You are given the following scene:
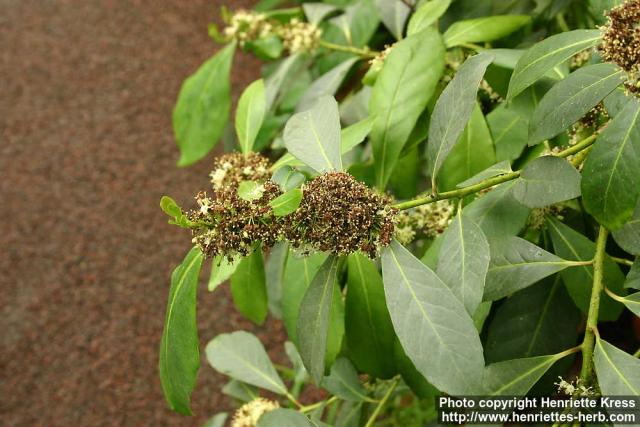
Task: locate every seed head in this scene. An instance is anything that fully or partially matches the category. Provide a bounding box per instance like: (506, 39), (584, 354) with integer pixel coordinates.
(599, 0), (640, 92)
(209, 152), (271, 190)
(231, 398), (280, 427)
(284, 172), (396, 258)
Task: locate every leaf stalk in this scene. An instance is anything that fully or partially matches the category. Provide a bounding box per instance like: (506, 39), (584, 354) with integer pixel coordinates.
(318, 40), (378, 58)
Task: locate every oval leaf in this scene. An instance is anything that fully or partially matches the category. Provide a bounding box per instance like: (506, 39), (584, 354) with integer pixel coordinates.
(511, 156), (581, 208)
(284, 96), (342, 173)
(173, 43), (235, 166)
(297, 255), (340, 384)
(427, 52), (495, 191)
(230, 249), (268, 325)
(270, 188), (303, 216)
(529, 63), (625, 145)
(322, 357), (370, 402)
(443, 15), (530, 48)
(159, 247), (204, 415)
(381, 241), (485, 394)
(507, 30), (601, 100)
(258, 409), (311, 427)
(612, 202), (640, 256)
(582, 98), (640, 230)
(209, 255), (241, 292)
(407, 0), (451, 36)
(205, 330), (287, 395)
(236, 79), (267, 155)
(374, 0), (411, 40)
(594, 338), (640, 395)
(297, 58), (358, 112)
(370, 27), (445, 189)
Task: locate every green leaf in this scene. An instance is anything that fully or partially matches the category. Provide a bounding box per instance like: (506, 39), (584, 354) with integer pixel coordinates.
(547, 217), (625, 321)
(583, 98), (640, 230)
(345, 253), (396, 379)
(238, 181), (265, 201)
(284, 96), (342, 173)
(487, 104), (528, 162)
(507, 30), (601, 100)
(173, 43), (235, 166)
(282, 253), (328, 343)
(594, 337), (640, 395)
(438, 104), (496, 191)
(270, 189), (303, 216)
(258, 409), (311, 427)
(265, 54), (303, 108)
(463, 181), (530, 238)
(236, 79), (267, 155)
(205, 330), (288, 395)
(393, 339), (439, 399)
(612, 202), (640, 255)
(370, 27), (445, 189)
(297, 255), (340, 384)
(427, 53), (494, 191)
(374, 0), (410, 40)
(322, 357), (370, 402)
(160, 196), (193, 228)
(159, 247), (204, 415)
(381, 241), (485, 394)
(511, 156), (581, 208)
(437, 213), (490, 315)
(297, 58), (358, 112)
(271, 166), (306, 192)
(230, 249), (268, 325)
(529, 63), (625, 145)
(625, 259), (640, 290)
(485, 278), (580, 362)
(208, 256), (241, 292)
(222, 380), (258, 402)
(203, 413), (228, 427)
(407, 0), (451, 36)
(457, 160), (512, 188)
(303, 3), (339, 24)
(484, 236), (574, 301)
(482, 351), (572, 395)
(443, 15), (530, 48)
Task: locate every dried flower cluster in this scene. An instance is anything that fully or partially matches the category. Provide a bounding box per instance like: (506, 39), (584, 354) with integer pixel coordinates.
(393, 200), (455, 244)
(223, 10), (273, 45)
(210, 152), (270, 190)
(527, 205), (565, 230)
(285, 172), (396, 258)
(276, 18), (322, 54)
(231, 398), (280, 427)
(599, 0), (640, 92)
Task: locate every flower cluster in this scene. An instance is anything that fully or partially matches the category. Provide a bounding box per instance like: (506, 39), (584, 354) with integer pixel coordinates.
(230, 398), (280, 427)
(599, 0), (640, 92)
(285, 172), (396, 258)
(555, 377), (595, 397)
(369, 44), (393, 73)
(277, 18), (322, 54)
(526, 205), (565, 230)
(223, 10), (273, 45)
(393, 200), (455, 244)
(210, 152), (270, 190)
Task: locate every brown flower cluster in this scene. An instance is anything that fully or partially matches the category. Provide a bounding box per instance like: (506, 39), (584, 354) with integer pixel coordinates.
(210, 152), (271, 190)
(599, 0), (640, 92)
(284, 172), (396, 258)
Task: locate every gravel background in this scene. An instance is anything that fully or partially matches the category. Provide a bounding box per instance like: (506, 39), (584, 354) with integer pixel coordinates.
(1, 1), (287, 425)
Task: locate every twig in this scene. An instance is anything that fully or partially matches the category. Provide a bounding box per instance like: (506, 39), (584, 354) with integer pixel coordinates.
(318, 40), (378, 58)
(364, 378), (399, 427)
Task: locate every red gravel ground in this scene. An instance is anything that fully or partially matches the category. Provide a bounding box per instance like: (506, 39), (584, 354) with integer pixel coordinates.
(1, 1), (287, 425)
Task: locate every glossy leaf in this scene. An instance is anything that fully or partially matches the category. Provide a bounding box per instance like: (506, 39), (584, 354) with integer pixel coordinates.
(547, 218), (625, 321)
(437, 213), (490, 315)
(258, 409), (311, 427)
(594, 338), (640, 395)
(173, 43), (235, 166)
(297, 58), (359, 112)
(582, 98), (640, 230)
(345, 253), (396, 379)
(612, 202), (640, 255)
(159, 247), (204, 415)
(407, 0), (451, 36)
(443, 15), (530, 48)
(230, 249), (268, 325)
(284, 96), (343, 173)
(511, 156), (581, 208)
(270, 189), (303, 216)
(322, 357), (369, 402)
(297, 255), (340, 384)
(370, 27), (445, 189)
(484, 236), (574, 301)
(529, 63), (624, 145)
(236, 79), (267, 155)
(485, 278), (580, 362)
(507, 30), (601, 100)
(381, 241), (485, 394)
(206, 331), (288, 395)
(427, 53), (494, 191)
(208, 256), (241, 292)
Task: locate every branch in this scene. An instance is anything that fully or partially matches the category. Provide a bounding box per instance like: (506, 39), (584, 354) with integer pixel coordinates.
(393, 134), (598, 211)
(364, 378), (399, 427)
(579, 225), (608, 384)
